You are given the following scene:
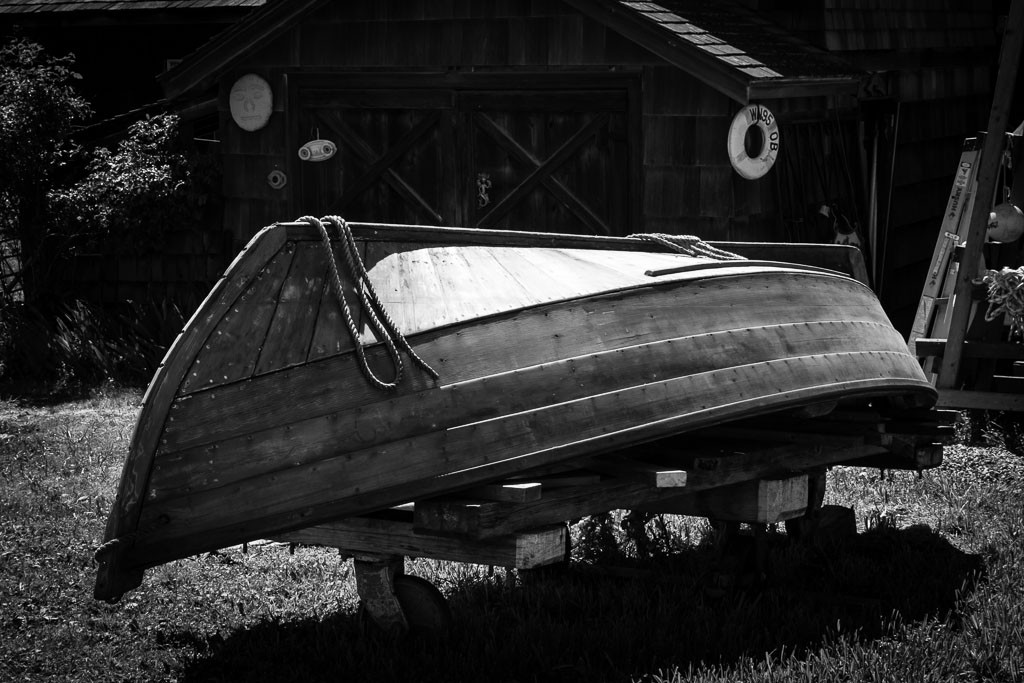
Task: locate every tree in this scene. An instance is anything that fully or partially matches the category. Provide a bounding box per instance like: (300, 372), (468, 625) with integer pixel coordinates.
(0, 37), (92, 308)
(0, 39), (223, 386)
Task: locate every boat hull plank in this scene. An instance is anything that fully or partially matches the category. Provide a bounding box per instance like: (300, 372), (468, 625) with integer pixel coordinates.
(150, 319), (913, 502)
(307, 239), (368, 361)
(133, 347), (927, 568)
(254, 241), (328, 376)
(157, 272), (892, 455)
(180, 243), (295, 393)
(95, 225), (290, 599)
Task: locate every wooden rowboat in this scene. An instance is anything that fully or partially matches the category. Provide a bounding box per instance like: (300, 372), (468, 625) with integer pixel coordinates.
(94, 218), (935, 601)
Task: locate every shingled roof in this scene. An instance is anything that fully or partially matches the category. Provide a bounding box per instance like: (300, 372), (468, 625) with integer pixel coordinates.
(160, 0), (864, 104)
(0, 0), (264, 14)
(568, 0), (864, 101)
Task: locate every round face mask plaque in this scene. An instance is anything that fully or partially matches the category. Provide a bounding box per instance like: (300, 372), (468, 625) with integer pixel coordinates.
(229, 74), (273, 132)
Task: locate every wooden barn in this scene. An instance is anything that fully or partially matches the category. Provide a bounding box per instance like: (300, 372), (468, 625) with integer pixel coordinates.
(23, 0), (1006, 337)
(158, 1), (871, 268)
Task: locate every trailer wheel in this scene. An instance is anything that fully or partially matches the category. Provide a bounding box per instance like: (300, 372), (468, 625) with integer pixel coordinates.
(394, 575), (451, 636)
(360, 574), (451, 639)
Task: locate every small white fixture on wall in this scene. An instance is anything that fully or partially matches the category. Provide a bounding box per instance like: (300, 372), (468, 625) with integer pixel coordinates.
(298, 137), (337, 162)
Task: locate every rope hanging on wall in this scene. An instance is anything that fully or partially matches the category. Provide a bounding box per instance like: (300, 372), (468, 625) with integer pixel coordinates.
(628, 233), (747, 261)
(306, 215), (440, 390)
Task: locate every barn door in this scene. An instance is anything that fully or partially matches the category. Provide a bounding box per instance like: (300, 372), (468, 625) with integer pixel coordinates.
(294, 86), (632, 233)
(463, 91), (630, 235)
(296, 90), (456, 225)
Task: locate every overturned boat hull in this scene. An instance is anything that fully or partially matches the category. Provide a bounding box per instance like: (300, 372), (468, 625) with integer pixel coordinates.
(95, 220), (934, 601)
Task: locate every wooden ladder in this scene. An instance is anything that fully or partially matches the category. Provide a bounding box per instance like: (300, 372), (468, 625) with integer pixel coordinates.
(907, 136), (983, 373)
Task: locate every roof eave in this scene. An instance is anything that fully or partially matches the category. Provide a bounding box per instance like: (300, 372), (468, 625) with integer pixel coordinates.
(568, 0), (863, 105)
(564, 0), (751, 103)
(158, 0), (324, 101)
(747, 76), (862, 101)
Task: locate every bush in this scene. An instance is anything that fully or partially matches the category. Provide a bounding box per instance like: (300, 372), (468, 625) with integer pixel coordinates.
(0, 37), (92, 304)
(0, 297), (187, 391)
(0, 39), (220, 388)
(50, 113), (220, 256)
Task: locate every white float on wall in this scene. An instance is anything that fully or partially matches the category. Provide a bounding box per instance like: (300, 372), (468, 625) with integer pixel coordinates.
(727, 104), (780, 180)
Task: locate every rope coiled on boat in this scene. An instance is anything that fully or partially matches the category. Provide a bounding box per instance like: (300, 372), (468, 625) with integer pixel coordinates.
(628, 233), (746, 260)
(306, 215), (439, 390)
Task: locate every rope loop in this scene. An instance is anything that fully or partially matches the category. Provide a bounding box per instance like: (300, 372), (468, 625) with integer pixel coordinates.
(93, 514), (169, 563)
(306, 215), (439, 390)
(628, 233), (746, 261)
(94, 534), (133, 562)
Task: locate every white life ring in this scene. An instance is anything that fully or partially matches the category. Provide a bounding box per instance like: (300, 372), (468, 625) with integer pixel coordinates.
(727, 104), (780, 180)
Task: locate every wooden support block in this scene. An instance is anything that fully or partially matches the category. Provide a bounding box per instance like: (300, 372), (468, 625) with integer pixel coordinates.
(590, 458), (688, 487)
(411, 498), (493, 536)
(462, 482), (543, 503)
(276, 517), (568, 569)
(682, 439), (886, 490)
(640, 475), (808, 524)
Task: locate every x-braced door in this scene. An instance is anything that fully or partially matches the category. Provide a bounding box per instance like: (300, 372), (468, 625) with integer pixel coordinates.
(296, 90), (456, 225)
(295, 86), (633, 233)
(464, 90), (630, 235)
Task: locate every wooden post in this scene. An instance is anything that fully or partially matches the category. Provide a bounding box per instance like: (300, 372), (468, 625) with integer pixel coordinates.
(936, 0), (1024, 390)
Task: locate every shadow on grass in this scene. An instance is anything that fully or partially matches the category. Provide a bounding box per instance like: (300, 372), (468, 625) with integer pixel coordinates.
(178, 525), (982, 683)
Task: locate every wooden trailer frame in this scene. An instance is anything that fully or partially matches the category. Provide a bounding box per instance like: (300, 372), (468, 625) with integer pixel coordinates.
(273, 401), (952, 634)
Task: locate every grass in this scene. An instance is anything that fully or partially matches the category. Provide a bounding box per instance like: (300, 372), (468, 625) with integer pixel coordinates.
(1, 387), (1023, 682)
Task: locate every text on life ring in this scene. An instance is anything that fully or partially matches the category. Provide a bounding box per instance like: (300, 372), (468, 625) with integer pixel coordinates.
(727, 104), (779, 180)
